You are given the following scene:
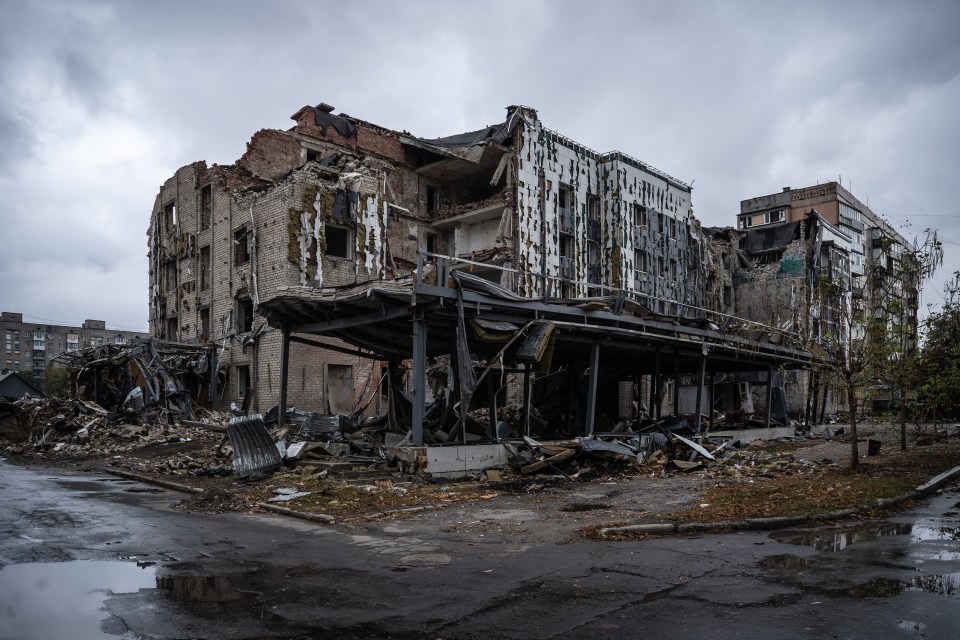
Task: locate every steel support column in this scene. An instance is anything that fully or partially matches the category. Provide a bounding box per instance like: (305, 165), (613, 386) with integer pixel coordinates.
(764, 364), (774, 428)
(709, 373), (716, 429)
(653, 346), (662, 420)
(673, 348), (681, 417)
(585, 341), (601, 437)
(411, 309), (428, 447)
(695, 354), (707, 433)
(278, 326), (290, 430)
(522, 364), (532, 437)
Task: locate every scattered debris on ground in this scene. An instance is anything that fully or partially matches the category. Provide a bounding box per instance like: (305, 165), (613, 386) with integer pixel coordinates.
(3, 390), (960, 524)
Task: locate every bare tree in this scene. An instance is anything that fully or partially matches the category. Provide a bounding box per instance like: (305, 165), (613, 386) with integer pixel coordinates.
(812, 228), (940, 468)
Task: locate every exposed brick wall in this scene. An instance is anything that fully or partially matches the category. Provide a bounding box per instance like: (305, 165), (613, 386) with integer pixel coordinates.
(149, 137), (387, 414)
(237, 129), (304, 181)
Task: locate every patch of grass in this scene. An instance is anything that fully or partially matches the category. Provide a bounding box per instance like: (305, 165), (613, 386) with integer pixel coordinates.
(667, 473), (915, 522)
(665, 437), (960, 523)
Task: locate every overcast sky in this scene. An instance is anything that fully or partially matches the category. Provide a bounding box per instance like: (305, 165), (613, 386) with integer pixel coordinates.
(1, 0), (958, 332)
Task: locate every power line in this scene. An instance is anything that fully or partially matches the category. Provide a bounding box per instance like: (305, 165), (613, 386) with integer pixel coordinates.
(18, 314), (148, 333)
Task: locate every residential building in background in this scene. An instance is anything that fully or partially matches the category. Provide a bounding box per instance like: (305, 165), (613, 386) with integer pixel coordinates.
(736, 182), (917, 415)
(739, 181), (915, 337)
(0, 312), (145, 391)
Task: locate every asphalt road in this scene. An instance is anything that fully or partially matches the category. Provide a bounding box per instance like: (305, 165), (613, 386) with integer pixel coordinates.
(1, 460), (958, 640)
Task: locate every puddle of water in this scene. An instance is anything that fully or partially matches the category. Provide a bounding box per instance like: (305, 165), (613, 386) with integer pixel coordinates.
(912, 522), (960, 542)
(896, 620), (928, 632)
(908, 572), (960, 598)
(759, 554), (812, 569)
(156, 575), (257, 602)
(770, 523), (912, 552)
(397, 553), (453, 567)
(561, 503), (611, 513)
(0, 560), (156, 640)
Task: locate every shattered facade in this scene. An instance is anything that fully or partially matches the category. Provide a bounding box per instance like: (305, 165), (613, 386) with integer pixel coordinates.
(735, 183), (918, 417)
(739, 182), (917, 339)
(149, 103), (721, 415)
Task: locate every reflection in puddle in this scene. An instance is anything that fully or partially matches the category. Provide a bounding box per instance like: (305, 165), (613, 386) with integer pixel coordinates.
(908, 572), (960, 598)
(759, 554), (812, 569)
(770, 523), (912, 552)
(0, 560), (156, 640)
(912, 522), (960, 542)
(157, 575), (257, 602)
(810, 574), (959, 600)
(897, 620), (928, 632)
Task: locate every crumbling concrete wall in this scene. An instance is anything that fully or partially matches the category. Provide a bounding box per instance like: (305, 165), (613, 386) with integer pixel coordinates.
(148, 116), (406, 413)
(734, 239), (810, 334)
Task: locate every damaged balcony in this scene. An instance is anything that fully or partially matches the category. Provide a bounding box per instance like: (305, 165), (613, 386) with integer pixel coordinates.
(258, 254), (812, 477)
(401, 118), (518, 274)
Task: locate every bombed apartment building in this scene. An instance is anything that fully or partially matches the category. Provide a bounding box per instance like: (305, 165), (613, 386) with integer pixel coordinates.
(149, 103), (739, 418)
(735, 182), (918, 417)
(148, 104), (411, 413)
(149, 102), (840, 473)
(414, 108), (707, 314)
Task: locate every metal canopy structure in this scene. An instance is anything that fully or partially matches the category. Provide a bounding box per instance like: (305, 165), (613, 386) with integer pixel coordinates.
(259, 255), (813, 446)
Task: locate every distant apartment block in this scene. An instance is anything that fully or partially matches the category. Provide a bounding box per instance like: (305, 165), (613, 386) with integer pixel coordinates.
(0, 312), (146, 390)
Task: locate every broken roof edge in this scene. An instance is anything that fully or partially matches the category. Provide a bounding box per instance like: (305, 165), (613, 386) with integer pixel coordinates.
(536, 125), (692, 192)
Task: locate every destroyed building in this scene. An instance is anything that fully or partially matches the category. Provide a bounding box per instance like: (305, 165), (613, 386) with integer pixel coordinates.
(736, 182), (919, 416)
(149, 103), (731, 418)
(1, 312), (146, 392)
(150, 102), (922, 457)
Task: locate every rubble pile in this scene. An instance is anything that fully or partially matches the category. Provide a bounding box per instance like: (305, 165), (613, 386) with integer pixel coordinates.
(2, 385), (840, 493)
(0, 393), (231, 474)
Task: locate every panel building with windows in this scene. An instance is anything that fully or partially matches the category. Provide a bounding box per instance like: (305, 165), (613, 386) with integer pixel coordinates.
(739, 182), (914, 335)
(0, 312), (144, 391)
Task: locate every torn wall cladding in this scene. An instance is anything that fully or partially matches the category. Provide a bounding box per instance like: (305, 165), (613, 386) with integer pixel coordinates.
(147, 101), (744, 420)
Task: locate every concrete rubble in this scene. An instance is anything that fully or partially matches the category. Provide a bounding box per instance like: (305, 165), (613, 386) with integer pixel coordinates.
(1, 389), (845, 485)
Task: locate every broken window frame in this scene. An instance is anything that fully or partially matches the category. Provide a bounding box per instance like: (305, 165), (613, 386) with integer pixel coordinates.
(200, 185), (212, 231)
(236, 364), (250, 400)
(236, 297), (254, 334)
(587, 195), (601, 221)
(234, 227), (251, 266)
(164, 259), (178, 291)
(763, 209), (785, 225)
(633, 203), (648, 227)
(199, 307), (210, 342)
(426, 185), (440, 214)
(163, 202), (176, 235)
(199, 245), (211, 291)
(634, 250), (649, 274)
(324, 223), (354, 260)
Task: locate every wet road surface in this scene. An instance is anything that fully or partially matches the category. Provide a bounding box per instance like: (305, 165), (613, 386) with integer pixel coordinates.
(1, 460), (958, 639)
